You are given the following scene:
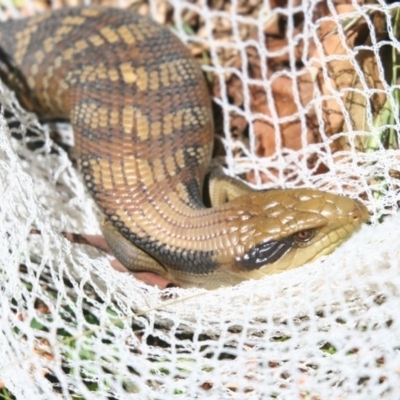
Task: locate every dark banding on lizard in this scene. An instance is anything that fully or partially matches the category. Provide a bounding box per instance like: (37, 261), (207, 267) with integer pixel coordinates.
(0, 6), (369, 289)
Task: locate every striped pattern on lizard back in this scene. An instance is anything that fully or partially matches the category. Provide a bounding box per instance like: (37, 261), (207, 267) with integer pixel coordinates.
(0, 6), (369, 288)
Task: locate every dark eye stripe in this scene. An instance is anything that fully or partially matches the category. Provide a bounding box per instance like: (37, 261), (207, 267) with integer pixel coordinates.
(236, 237), (295, 271)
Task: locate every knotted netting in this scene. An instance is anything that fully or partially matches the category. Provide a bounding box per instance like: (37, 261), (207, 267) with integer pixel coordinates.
(0, 0), (399, 398)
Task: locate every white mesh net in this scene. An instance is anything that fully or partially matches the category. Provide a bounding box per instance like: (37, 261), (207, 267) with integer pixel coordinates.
(0, 0), (399, 398)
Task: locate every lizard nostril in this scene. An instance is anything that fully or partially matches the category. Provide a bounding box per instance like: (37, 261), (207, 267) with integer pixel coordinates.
(350, 204), (369, 224)
(351, 200), (370, 224)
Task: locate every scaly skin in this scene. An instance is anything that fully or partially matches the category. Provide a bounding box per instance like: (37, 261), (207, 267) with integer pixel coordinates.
(0, 6), (369, 289)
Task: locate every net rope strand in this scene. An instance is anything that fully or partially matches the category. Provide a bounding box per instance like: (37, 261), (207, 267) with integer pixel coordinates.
(0, 0), (399, 398)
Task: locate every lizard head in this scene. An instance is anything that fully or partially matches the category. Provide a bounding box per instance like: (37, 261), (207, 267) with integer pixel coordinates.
(210, 188), (369, 287)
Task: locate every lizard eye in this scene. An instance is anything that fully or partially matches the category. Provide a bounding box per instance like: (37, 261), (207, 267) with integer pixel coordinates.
(236, 229), (317, 271)
(293, 229), (315, 244)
